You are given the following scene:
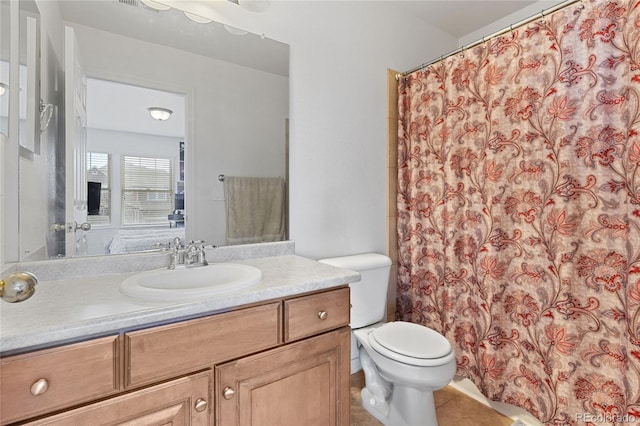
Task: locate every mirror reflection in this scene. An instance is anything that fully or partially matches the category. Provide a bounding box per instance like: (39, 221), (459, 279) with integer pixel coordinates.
(0, 2), (9, 138)
(85, 78), (187, 256)
(5, 0), (289, 262)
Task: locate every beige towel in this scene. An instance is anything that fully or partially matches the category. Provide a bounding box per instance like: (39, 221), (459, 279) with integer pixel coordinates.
(224, 176), (286, 244)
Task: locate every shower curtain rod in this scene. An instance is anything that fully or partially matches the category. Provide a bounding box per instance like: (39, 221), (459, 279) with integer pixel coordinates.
(397, 0), (581, 79)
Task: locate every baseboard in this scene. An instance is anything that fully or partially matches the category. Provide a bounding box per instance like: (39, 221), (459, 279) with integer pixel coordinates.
(449, 376), (543, 426)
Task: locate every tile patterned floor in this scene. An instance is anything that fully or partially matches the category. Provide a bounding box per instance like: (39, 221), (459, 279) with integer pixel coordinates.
(350, 372), (514, 426)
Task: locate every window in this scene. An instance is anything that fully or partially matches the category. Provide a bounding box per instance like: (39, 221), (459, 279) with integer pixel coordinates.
(86, 152), (111, 225)
(121, 155), (173, 225)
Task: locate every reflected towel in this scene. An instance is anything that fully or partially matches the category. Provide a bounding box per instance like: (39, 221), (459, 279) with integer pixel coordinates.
(224, 176), (286, 244)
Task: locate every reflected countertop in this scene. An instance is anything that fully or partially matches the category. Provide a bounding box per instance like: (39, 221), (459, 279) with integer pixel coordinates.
(0, 254), (360, 356)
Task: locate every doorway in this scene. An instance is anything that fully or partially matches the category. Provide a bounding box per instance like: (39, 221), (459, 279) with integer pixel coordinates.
(83, 78), (186, 255)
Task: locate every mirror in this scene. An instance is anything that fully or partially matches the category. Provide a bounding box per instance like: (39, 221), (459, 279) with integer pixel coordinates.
(2, 0), (48, 263)
(4, 0), (289, 262)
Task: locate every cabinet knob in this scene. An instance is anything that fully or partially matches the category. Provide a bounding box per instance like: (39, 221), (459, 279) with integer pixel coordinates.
(318, 310), (328, 320)
(223, 386), (235, 400)
(30, 378), (49, 396)
(194, 398), (208, 412)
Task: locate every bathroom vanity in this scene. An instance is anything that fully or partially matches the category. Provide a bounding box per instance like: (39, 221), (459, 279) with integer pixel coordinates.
(0, 249), (358, 425)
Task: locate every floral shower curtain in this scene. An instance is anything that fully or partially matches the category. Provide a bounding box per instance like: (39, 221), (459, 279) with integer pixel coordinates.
(396, 0), (640, 423)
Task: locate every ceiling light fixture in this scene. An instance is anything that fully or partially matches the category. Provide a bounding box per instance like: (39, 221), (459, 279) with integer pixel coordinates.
(0, 83), (8, 96)
(148, 107), (173, 121)
(184, 12), (212, 24)
(140, 0), (171, 11)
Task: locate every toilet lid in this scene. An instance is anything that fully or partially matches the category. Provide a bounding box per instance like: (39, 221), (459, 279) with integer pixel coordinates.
(371, 322), (452, 360)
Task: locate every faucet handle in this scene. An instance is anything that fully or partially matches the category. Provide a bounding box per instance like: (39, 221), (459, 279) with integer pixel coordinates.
(191, 240), (208, 266)
(173, 237), (183, 249)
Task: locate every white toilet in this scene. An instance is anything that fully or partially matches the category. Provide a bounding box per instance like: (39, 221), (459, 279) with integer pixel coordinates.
(319, 253), (456, 426)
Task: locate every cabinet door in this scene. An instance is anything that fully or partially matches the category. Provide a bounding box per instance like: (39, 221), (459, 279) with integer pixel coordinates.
(25, 371), (211, 426)
(216, 327), (350, 426)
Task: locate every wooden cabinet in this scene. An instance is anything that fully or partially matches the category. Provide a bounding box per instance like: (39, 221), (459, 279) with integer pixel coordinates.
(125, 302), (282, 388)
(284, 286), (350, 341)
(216, 327), (350, 426)
(0, 286), (350, 426)
(0, 335), (119, 424)
(24, 371), (211, 426)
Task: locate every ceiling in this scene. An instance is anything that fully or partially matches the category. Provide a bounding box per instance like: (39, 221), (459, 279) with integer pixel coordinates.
(58, 1), (564, 79)
(87, 79), (186, 139)
(401, 1), (544, 39)
(58, 0), (289, 77)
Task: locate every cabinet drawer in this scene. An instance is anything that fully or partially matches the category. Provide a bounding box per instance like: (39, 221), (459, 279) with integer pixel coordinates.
(284, 287), (350, 342)
(24, 371), (211, 426)
(125, 302), (281, 388)
(0, 335), (119, 424)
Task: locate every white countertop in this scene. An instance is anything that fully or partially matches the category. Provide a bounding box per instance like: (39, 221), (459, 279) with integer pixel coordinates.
(0, 255), (360, 356)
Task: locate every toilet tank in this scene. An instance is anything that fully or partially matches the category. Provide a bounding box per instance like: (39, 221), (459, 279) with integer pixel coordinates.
(319, 253), (392, 329)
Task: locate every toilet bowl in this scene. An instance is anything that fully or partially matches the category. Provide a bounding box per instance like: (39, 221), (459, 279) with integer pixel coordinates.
(354, 322), (456, 426)
(318, 254), (456, 426)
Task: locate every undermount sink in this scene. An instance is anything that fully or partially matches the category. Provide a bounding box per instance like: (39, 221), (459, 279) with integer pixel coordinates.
(119, 263), (263, 301)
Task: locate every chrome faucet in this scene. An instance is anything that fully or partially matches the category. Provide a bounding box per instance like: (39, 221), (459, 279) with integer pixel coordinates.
(168, 237), (185, 269)
(186, 240), (208, 267)
(168, 238), (209, 269)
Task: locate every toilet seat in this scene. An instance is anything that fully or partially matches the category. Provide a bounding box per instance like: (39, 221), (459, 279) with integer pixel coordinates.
(368, 322), (453, 367)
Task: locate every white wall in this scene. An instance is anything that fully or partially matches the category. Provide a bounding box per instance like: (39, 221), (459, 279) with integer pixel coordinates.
(19, 147), (47, 260)
(0, 131), (4, 267)
(173, 1), (461, 259)
(282, 3), (458, 259)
